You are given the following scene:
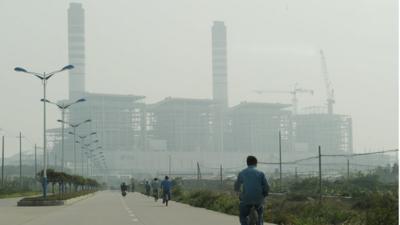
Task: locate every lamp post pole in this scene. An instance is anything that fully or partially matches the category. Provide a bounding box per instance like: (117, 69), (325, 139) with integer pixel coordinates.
(19, 132), (22, 189)
(14, 65), (74, 198)
(61, 110), (65, 172)
(2, 136), (4, 187)
(79, 136), (87, 176)
(63, 119), (91, 175)
(85, 147), (102, 177)
(78, 132), (96, 177)
(42, 72), (47, 197)
(73, 127), (77, 174)
(46, 98), (85, 173)
(34, 144), (37, 177)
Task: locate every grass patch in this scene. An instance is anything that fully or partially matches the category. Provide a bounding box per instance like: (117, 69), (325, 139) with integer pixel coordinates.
(23, 190), (96, 201)
(172, 178), (398, 225)
(0, 191), (40, 199)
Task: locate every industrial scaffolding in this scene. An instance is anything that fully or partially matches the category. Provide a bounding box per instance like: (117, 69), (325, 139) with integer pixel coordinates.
(147, 97), (214, 152)
(226, 102), (293, 156)
(293, 113), (353, 154)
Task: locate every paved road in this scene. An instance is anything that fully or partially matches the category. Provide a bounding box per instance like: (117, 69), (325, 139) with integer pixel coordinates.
(1, 191), (274, 225)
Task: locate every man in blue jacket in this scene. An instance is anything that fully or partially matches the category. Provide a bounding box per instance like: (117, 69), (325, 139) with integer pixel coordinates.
(160, 176), (172, 206)
(234, 156), (269, 225)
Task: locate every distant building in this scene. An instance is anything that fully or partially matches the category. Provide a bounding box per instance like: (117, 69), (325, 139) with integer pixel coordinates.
(48, 6), (358, 175)
(70, 93), (146, 170)
(293, 113), (353, 154)
(227, 102), (293, 156)
(147, 97), (214, 152)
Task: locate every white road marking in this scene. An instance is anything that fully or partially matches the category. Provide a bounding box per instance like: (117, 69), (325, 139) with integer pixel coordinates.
(121, 194), (143, 224)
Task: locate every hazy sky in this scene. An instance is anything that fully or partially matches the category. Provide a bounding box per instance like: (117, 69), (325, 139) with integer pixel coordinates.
(0, 0), (398, 156)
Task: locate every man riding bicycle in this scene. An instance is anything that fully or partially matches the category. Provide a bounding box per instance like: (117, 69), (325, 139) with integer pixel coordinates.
(120, 182), (128, 196)
(234, 156), (269, 225)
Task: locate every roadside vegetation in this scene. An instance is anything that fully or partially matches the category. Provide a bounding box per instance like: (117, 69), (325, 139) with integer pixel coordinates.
(23, 190), (97, 201)
(0, 169), (101, 200)
(170, 165), (398, 225)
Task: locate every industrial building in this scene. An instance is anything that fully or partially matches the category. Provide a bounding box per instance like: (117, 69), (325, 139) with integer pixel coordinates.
(45, 3), (355, 175)
(227, 102), (292, 156)
(293, 113), (353, 155)
(147, 97), (214, 152)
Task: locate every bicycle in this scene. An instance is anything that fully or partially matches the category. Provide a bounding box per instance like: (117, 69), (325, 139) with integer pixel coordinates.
(247, 205), (259, 225)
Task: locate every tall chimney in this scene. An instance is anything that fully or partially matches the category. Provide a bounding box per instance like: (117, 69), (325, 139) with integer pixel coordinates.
(212, 21), (228, 109)
(68, 3), (85, 100)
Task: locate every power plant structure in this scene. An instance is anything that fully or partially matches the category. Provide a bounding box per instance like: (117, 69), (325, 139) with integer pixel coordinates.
(47, 3), (354, 176)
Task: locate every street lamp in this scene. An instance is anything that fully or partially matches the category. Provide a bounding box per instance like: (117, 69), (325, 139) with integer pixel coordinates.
(78, 132), (96, 176)
(62, 119), (91, 174)
(44, 98), (86, 172)
(14, 65), (74, 198)
(84, 147), (102, 176)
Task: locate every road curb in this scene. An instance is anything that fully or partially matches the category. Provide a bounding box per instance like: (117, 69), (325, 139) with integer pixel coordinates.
(64, 192), (96, 205)
(17, 192), (96, 207)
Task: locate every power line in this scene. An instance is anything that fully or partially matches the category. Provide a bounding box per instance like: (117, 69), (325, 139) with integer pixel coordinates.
(322, 149), (398, 157)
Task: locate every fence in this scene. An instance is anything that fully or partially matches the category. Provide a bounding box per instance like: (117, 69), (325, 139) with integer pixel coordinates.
(187, 147), (398, 201)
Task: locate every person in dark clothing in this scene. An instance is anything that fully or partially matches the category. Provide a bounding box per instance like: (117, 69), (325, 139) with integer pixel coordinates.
(120, 182), (128, 196)
(160, 176), (172, 206)
(234, 156), (269, 225)
(145, 181), (151, 197)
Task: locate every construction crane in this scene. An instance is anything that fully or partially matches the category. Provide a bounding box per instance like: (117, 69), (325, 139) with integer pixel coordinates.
(320, 49), (335, 115)
(254, 84), (314, 115)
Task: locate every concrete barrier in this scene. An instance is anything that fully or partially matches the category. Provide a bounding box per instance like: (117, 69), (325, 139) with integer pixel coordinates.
(17, 192), (96, 207)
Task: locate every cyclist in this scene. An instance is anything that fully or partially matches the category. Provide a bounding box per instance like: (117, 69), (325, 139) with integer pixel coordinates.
(234, 155), (269, 225)
(151, 178), (160, 201)
(130, 178), (135, 192)
(120, 182), (128, 196)
(145, 181), (151, 197)
(160, 176), (172, 206)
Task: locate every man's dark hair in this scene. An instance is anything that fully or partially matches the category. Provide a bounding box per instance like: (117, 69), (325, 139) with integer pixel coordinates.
(247, 155), (258, 166)
(165, 176), (169, 180)
(154, 178), (158, 181)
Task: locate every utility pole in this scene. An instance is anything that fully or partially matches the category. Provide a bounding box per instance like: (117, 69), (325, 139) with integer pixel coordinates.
(197, 162), (200, 181)
(19, 132), (22, 189)
(73, 128), (77, 174)
(279, 130), (282, 192)
(295, 167), (298, 182)
(61, 109), (65, 172)
(86, 156), (89, 177)
(318, 145), (322, 203)
(54, 148), (57, 170)
(81, 144), (84, 176)
(168, 155), (171, 177)
(34, 144), (37, 177)
(220, 164), (223, 185)
(347, 159), (350, 180)
(1, 136), (4, 186)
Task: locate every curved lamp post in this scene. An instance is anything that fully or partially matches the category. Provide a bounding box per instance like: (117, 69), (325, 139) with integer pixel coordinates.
(44, 98), (86, 172)
(62, 119), (91, 174)
(14, 65), (74, 198)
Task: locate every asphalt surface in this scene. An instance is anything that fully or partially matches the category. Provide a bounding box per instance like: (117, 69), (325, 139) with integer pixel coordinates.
(0, 191), (274, 225)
